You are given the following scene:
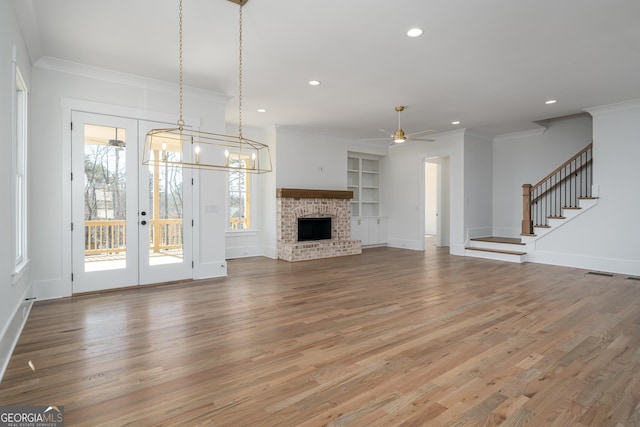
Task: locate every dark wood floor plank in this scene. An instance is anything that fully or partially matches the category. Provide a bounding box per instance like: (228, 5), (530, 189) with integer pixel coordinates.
(1, 246), (639, 425)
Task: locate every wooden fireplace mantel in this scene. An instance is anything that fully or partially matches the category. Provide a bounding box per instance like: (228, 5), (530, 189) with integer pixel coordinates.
(276, 188), (353, 200)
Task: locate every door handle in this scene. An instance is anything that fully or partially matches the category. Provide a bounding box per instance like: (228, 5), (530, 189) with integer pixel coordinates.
(141, 220), (147, 225)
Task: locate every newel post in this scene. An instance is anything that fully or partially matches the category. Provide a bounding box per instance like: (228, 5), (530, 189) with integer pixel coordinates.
(522, 184), (533, 235)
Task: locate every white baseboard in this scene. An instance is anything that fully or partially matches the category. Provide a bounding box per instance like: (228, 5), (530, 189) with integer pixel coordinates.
(32, 278), (71, 301)
(261, 245), (278, 260)
(528, 250), (640, 276)
(387, 238), (422, 251)
(450, 244), (466, 256)
(0, 288), (34, 383)
(226, 245), (263, 259)
(194, 260), (228, 280)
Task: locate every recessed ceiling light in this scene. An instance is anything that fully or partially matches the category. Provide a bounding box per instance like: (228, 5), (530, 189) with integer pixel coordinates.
(257, 108), (267, 113)
(308, 80), (321, 86)
(451, 121), (461, 125)
(545, 99), (557, 105)
(407, 28), (424, 38)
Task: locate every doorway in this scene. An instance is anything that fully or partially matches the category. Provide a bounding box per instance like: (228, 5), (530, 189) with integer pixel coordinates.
(424, 157), (450, 248)
(71, 112), (193, 293)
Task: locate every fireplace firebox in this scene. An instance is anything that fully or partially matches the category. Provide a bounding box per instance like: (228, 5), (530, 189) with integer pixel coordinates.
(298, 217), (331, 241)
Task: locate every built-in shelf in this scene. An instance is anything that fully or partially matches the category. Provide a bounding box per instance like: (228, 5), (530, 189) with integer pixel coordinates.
(348, 154), (380, 217)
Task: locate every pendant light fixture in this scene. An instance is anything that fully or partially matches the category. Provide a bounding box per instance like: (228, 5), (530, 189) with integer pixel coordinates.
(142, 0), (272, 173)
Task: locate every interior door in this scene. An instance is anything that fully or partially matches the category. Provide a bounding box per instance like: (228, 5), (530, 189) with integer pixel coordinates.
(71, 113), (193, 293)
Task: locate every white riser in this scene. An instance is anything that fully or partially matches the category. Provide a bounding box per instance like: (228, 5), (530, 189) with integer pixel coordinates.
(467, 241), (526, 252)
(465, 249), (526, 263)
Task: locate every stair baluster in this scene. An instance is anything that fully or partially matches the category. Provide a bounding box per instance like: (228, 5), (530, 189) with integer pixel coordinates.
(521, 143), (593, 235)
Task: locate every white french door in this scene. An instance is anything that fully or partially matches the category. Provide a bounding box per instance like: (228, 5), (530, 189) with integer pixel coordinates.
(137, 119), (193, 285)
(71, 112), (192, 293)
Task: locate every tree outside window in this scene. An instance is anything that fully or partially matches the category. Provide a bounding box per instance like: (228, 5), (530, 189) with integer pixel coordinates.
(227, 153), (252, 230)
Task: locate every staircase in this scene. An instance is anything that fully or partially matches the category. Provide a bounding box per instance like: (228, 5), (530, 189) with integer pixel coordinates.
(465, 237), (527, 263)
(465, 196), (598, 263)
(465, 143), (596, 264)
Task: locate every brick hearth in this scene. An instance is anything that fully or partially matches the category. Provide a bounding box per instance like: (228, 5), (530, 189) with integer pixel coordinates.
(276, 188), (362, 262)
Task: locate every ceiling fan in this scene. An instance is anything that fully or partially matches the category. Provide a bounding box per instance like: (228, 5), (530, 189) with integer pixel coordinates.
(360, 106), (435, 145)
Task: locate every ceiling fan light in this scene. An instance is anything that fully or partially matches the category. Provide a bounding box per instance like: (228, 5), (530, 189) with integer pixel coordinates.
(393, 129), (406, 143)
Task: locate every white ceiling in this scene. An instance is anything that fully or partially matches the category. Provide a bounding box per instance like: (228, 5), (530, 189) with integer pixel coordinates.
(11, 0), (640, 140)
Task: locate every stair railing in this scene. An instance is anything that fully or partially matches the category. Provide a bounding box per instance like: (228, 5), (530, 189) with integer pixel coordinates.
(522, 143), (593, 235)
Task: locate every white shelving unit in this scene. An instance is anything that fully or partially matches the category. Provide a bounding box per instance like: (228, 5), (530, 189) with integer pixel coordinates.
(347, 157), (361, 217)
(348, 155), (379, 217)
(348, 153), (387, 246)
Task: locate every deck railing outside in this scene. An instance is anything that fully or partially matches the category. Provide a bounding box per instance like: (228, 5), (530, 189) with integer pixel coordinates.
(85, 219), (183, 255)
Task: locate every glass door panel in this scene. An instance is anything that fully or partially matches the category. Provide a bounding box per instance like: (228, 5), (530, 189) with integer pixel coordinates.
(83, 124), (128, 272)
(138, 121), (192, 285)
(72, 113), (138, 293)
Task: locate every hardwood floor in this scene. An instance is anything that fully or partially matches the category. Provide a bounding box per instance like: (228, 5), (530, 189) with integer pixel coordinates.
(2, 247), (640, 426)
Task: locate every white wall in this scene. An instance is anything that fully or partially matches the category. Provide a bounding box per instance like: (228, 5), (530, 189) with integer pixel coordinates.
(29, 60), (228, 299)
(275, 128), (351, 190)
(224, 124), (276, 260)
(492, 115), (592, 237)
(464, 133), (493, 240)
(261, 125), (278, 258)
(530, 101), (640, 275)
(1, 0), (33, 378)
(383, 131), (465, 253)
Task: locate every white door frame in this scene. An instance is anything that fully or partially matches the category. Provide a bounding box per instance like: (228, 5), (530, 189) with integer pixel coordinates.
(62, 98), (200, 294)
(423, 156), (451, 249)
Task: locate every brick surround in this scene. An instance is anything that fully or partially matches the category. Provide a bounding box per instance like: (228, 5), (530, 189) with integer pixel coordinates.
(276, 189), (362, 262)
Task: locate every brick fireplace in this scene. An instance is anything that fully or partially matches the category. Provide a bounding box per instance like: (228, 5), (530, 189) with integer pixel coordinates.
(276, 188), (362, 262)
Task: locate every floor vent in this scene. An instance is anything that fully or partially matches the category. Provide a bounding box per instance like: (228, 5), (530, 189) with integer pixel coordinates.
(586, 271), (614, 277)
(626, 276), (640, 281)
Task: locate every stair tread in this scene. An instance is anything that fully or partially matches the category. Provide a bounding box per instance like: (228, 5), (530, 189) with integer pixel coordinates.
(465, 247), (527, 256)
(548, 216), (566, 219)
(563, 206), (582, 210)
(470, 236), (524, 245)
(579, 197), (599, 200)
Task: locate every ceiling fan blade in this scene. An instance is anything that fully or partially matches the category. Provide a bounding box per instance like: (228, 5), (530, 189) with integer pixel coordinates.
(405, 129), (435, 138)
(409, 138), (435, 142)
(357, 137), (393, 141)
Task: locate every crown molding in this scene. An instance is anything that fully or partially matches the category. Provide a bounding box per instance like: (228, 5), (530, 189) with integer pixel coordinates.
(584, 99), (640, 116)
(493, 128), (546, 142)
(34, 56), (230, 104)
(427, 129), (467, 140)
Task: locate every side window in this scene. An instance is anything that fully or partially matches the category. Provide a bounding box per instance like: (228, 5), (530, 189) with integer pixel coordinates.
(227, 153), (252, 230)
(12, 58), (28, 275)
